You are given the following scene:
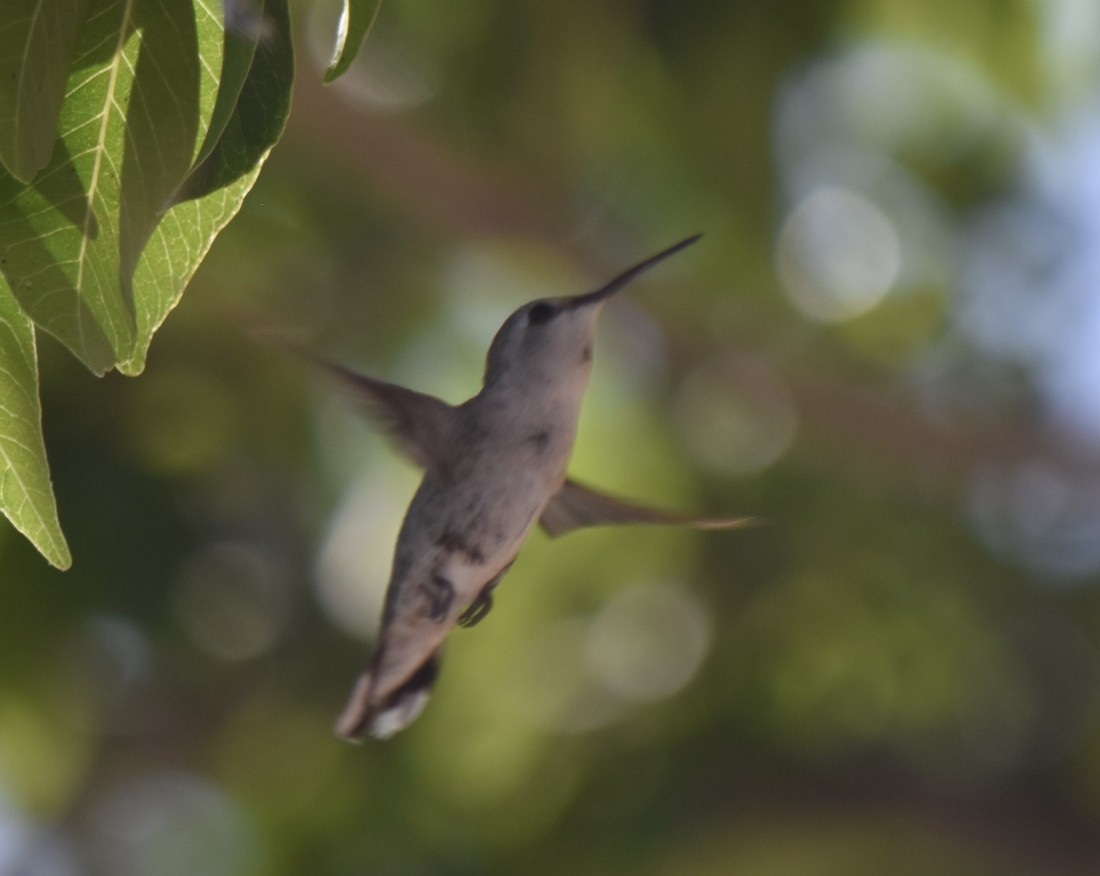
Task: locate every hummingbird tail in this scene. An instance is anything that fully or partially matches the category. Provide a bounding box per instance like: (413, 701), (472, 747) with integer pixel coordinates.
(335, 651), (442, 741)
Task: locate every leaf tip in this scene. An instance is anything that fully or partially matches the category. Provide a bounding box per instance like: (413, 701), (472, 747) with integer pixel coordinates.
(49, 543), (73, 571)
(323, 0), (382, 84)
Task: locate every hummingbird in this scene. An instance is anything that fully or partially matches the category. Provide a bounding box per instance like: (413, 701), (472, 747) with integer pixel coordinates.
(316, 235), (751, 741)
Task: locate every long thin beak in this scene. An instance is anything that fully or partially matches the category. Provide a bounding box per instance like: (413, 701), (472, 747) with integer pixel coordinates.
(568, 234), (703, 309)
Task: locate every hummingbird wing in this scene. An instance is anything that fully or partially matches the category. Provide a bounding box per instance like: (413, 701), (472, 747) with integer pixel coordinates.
(540, 478), (755, 538)
(310, 356), (456, 471)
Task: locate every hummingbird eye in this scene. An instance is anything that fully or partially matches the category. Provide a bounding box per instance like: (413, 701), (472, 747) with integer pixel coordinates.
(527, 302), (555, 326)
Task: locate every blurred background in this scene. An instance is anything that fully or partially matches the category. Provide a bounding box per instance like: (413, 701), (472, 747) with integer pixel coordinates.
(6, 0), (1100, 873)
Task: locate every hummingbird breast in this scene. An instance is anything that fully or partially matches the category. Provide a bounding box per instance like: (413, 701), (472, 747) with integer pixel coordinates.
(366, 461), (554, 706)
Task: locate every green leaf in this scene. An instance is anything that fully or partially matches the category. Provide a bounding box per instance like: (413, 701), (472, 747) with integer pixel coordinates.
(189, 6), (261, 177)
(0, 0), (93, 183)
(0, 276), (70, 569)
(0, 0), (294, 565)
(0, 0), (291, 379)
(115, 0), (204, 323)
(123, 0), (293, 374)
(0, 0), (204, 371)
(323, 0), (382, 84)
(175, 0), (294, 205)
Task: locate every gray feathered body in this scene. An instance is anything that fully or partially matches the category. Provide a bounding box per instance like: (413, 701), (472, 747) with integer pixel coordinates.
(338, 353), (592, 738)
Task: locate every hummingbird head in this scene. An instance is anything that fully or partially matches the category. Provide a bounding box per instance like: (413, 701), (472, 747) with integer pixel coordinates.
(481, 235), (702, 391)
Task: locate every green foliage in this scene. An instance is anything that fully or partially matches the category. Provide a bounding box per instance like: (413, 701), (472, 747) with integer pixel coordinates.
(0, 0), (315, 566)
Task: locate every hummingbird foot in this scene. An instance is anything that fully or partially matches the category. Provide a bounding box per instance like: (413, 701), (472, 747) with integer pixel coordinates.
(456, 559), (514, 628)
(457, 593), (493, 628)
(421, 575), (455, 621)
